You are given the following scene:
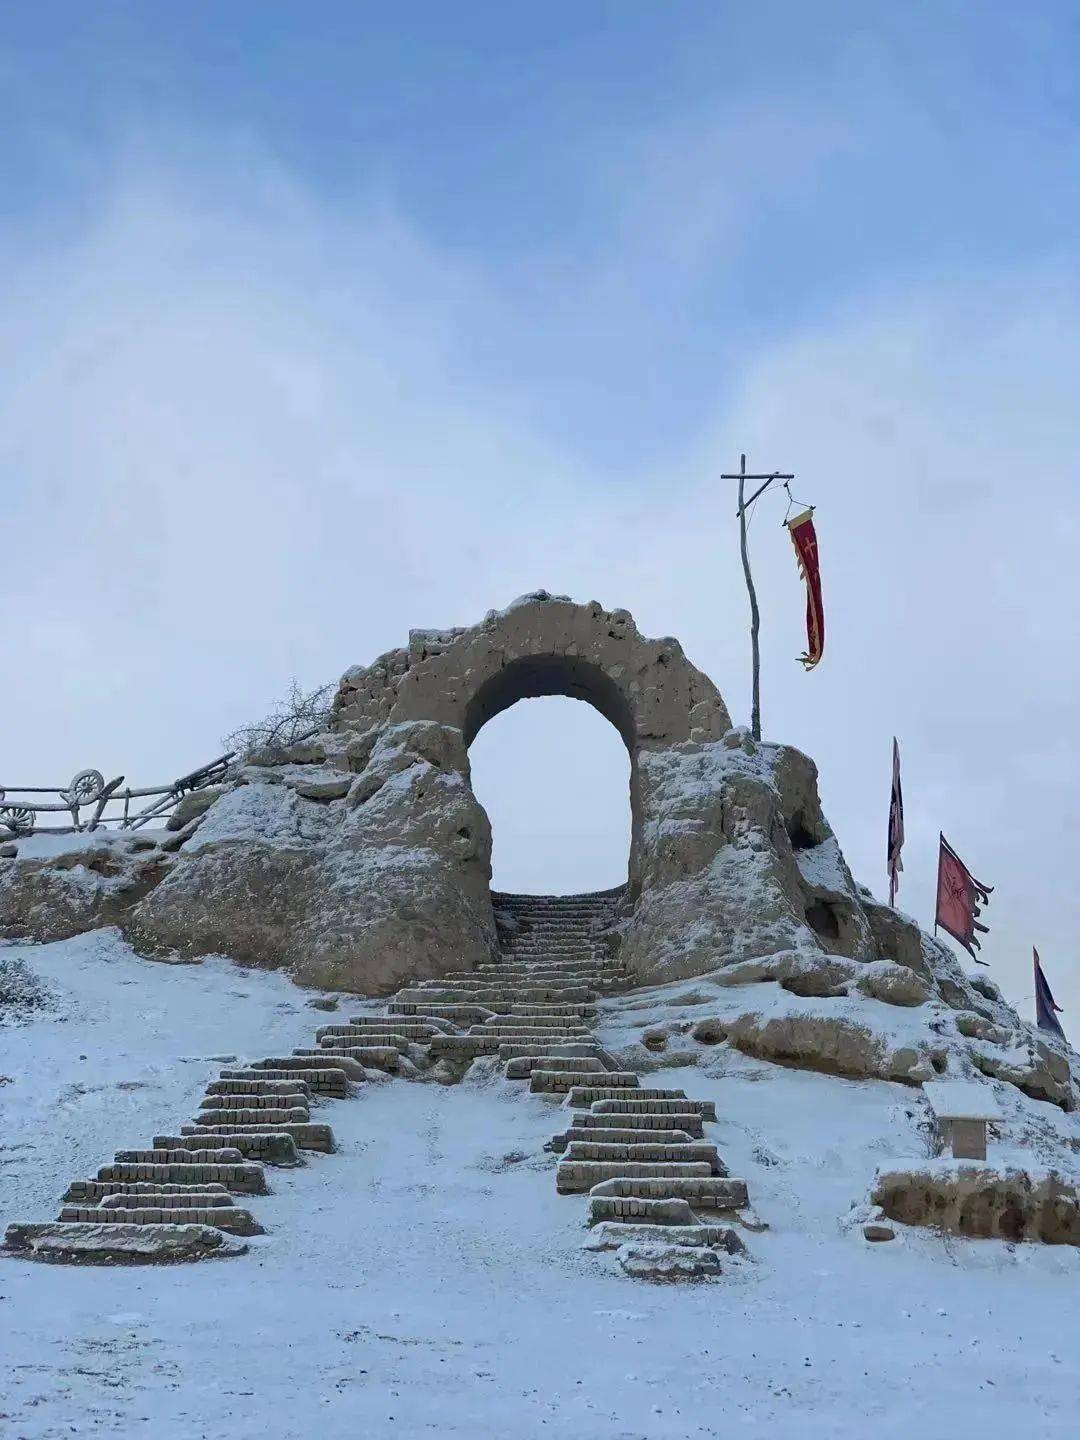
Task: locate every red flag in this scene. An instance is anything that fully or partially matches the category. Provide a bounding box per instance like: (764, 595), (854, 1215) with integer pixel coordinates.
(887, 738), (904, 907)
(935, 833), (993, 964)
(786, 508), (824, 669)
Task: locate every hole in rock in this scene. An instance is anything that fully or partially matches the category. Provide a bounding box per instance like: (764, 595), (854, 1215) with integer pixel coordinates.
(805, 899), (841, 943)
(787, 812), (820, 851)
(468, 695), (630, 895)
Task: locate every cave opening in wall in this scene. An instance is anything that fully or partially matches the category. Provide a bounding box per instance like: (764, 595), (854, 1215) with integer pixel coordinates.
(467, 695), (632, 896)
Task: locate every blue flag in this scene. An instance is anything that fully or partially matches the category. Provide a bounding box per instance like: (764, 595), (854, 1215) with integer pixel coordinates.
(1034, 948), (1066, 1041)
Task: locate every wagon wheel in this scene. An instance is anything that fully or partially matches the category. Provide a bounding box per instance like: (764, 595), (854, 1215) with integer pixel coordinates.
(0, 805), (34, 836)
(66, 769), (105, 807)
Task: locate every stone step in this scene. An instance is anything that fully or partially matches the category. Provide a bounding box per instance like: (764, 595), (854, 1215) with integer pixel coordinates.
(562, 1141), (721, 1170)
(223, 1066), (349, 1097)
(346, 1016), (455, 1035)
(592, 1098), (717, 1120)
(64, 1179), (232, 1203)
(182, 1122), (335, 1153)
(589, 1176), (749, 1209)
(315, 1028), (412, 1051)
(303, 1044), (400, 1069)
(469, 968), (615, 981)
(100, 1191), (235, 1210)
(59, 1205), (263, 1236)
(510, 1004), (594, 1018)
(547, 1127), (694, 1152)
(469, 1022), (591, 1036)
(152, 1132), (301, 1167)
(193, 1107), (310, 1128)
(567, 1110), (703, 1137)
(402, 985), (595, 1004)
(253, 1055), (365, 1081)
(584, 1222), (744, 1251)
(114, 1147), (244, 1165)
(557, 1160), (714, 1193)
(505, 1055), (606, 1080)
(498, 1043), (604, 1063)
(198, 1096), (308, 1115)
(387, 1002), (495, 1024)
(2, 1221), (246, 1264)
(530, 1068), (639, 1094)
(588, 1195), (698, 1225)
(93, 1162), (267, 1195)
(421, 1034), (495, 1061)
(568, 1087), (694, 1108)
(205, 1079), (311, 1100)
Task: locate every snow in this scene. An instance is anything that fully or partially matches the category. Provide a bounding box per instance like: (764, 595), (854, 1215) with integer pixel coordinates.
(10, 830), (171, 860)
(2, 933), (1080, 1438)
(922, 1081), (1003, 1121)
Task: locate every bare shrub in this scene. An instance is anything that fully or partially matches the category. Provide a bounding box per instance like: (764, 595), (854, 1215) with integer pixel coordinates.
(223, 678), (336, 759)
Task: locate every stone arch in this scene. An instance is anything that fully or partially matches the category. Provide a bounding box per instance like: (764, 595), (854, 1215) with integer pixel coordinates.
(464, 657), (636, 894)
(332, 592), (732, 901)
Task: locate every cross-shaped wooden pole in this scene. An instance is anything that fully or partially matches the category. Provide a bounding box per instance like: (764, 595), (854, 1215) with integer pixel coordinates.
(720, 454), (795, 741)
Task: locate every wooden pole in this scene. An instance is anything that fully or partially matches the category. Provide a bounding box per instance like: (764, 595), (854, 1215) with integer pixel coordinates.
(737, 454), (764, 741)
(722, 457), (793, 744)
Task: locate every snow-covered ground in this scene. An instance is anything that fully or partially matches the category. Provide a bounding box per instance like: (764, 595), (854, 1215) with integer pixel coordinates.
(2, 932), (1079, 1439)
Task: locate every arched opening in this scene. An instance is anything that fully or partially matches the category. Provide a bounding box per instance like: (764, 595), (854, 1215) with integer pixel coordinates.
(468, 694), (632, 896)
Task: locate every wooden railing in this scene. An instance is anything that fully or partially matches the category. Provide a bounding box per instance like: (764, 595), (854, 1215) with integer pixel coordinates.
(0, 754), (235, 838)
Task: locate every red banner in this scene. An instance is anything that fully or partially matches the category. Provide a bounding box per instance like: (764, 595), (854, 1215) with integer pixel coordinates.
(935, 833), (993, 963)
(786, 508), (824, 669)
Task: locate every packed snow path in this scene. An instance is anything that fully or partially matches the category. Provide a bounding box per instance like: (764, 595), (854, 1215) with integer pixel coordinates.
(3, 890), (752, 1270)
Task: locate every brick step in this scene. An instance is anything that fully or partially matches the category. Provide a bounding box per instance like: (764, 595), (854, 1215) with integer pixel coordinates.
(470, 1021), (591, 1035)
(205, 1079), (311, 1100)
(114, 1147), (243, 1165)
(592, 1098), (717, 1120)
(153, 1132), (301, 1166)
(222, 1067), (349, 1097)
(302, 1045), (400, 1068)
(562, 1141), (721, 1170)
(589, 1176), (749, 1208)
(346, 1017), (455, 1036)
(585, 1222), (743, 1250)
(401, 985), (595, 1004)
(252, 1055), (366, 1081)
(193, 1107), (310, 1128)
(567, 1110), (703, 1137)
(198, 1094), (308, 1113)
(315, 1028), (413, 1051)
(92, 1162), (267, 1195)
(63, 1179), (232, 1203)
(509, 1004), (594, 1017)
(387, 1003), (495, 1024)
(2, 1221), (246, 1264)
(557, 1160), (713, 1193)
(588, 1195), (698, 1225)
(547, 1127), (694, 1152)
(59, 1204), (263, 1236)
(530, 1068), (638, 1094)
(99, 1191), (235, 1210)
(564, 1086), (679, 1108)
(428, 1034), (503, 1058)
(468, 966), (616, 979)
(182, 1123), (335, 1153)
(499, 1043), (604, 1064)
(506, 1055), (606, 1080)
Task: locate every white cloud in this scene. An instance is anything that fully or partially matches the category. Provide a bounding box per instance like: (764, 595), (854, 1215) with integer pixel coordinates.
(3, 154), (1077, 1027)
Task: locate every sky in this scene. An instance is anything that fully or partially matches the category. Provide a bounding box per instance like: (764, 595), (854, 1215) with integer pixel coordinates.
(2, 2), (1079, 1019)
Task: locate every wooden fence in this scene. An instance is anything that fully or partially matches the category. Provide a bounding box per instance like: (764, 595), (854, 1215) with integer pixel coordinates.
(0, 754), (235, 838)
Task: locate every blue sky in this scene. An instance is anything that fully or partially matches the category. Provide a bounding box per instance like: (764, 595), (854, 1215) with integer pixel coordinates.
(6, 3), (1077, 466)
(3, 3), (1079, 1014)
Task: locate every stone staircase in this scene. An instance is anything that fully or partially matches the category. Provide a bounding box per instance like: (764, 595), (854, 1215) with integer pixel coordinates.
(3, 887), (752, 1275)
